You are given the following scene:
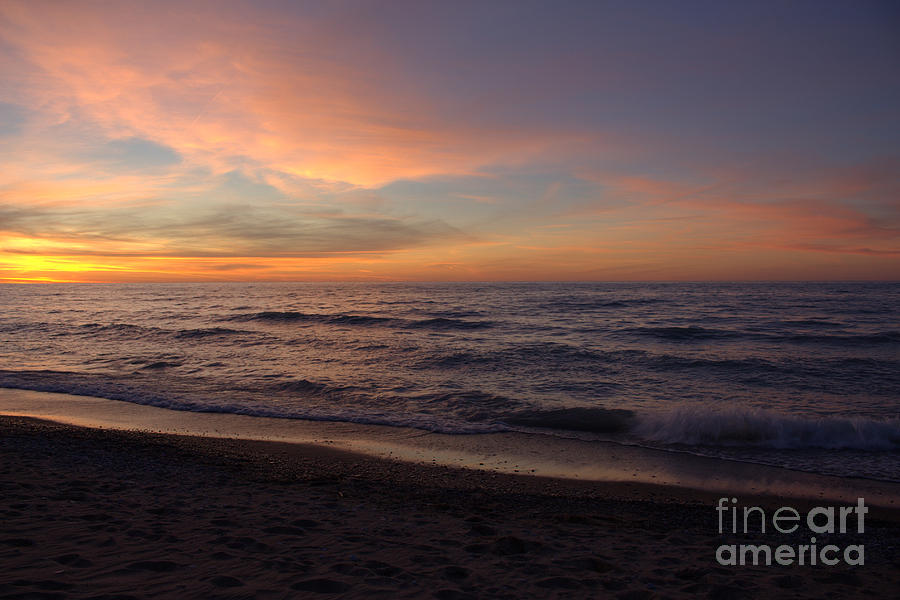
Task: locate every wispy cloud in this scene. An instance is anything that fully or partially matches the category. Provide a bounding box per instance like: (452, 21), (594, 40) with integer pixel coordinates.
(0, 201), (464, 257)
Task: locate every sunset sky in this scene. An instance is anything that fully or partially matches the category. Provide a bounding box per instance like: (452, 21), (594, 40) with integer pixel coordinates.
(1, 0), (898, 282)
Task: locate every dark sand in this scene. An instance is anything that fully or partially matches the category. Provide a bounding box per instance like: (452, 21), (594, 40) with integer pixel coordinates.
(2, 416), (899, 599)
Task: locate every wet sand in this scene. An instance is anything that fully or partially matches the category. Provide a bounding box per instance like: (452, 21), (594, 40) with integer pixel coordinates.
(2, 416), (899, 599)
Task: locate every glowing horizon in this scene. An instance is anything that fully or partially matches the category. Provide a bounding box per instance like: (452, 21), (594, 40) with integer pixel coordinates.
(1, 1), (898, 283)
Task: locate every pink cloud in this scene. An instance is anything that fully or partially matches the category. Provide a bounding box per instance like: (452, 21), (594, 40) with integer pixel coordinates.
(0, 1), (588, 188)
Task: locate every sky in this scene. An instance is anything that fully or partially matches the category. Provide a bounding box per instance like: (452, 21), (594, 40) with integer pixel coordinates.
(0, 0), (898, 282)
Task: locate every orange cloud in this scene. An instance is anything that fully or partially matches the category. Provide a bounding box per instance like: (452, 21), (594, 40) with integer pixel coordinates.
(0, 1), (583, 189)
(570, 165), (899, 258)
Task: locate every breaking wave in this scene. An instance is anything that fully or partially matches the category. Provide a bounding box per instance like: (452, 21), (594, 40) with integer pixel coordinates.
(634, 406), (900, 450)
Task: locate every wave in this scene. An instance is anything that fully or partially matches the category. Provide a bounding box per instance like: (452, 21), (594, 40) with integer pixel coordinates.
(504, 407), (635, 433)
(404, 317), (494, 330)
(330, 314), (395, 326)
(3, 366), (898, 453)
(233, 310), (311, 322)
(634, 406), (900, 450)
(139, 361), (182, 370)
(0, 372), (511, 435)
(174, 327), (246, 339)
(625, 326), (900, 346)
(232, 311), (395, 326)
(230, 311), (493, 330)
(645, 354), (771, 372)
(502, 403), (900, 451)
(271, 379), (350, 396)
(79, 322), (161, 336)
(776, 319), (845, 328)
(784, 331), (900, 346)
(538, 295), (664, 308)
(626, 326), (739, 340)
(422, 309), (487, 319)
(416, 343), (612, 370)
(78, 323), (253, 342)
(643, 354), (896, 376)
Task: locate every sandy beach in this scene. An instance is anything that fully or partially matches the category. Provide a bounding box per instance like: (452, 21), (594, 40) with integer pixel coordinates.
(2, 415), (899, 599)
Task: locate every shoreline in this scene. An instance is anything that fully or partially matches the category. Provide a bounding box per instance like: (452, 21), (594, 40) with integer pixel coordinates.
(3, 388), (900, 510)
(3, 415), (900, 598)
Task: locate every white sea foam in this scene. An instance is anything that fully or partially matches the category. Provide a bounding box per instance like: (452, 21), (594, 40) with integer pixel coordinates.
(634, 405), (900, 450)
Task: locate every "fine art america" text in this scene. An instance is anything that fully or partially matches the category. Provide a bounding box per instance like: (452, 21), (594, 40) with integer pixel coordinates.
(715, 497), (867, 566)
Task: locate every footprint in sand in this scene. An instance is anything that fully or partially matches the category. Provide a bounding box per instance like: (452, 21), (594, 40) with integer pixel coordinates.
(54, 553), (93, 568)
(262, 525), (307, 536)
(290, 578), (350, 593)
(210, 575), (244, 588)
(127, 560), (180, 573)
(441, 565), (469, 581)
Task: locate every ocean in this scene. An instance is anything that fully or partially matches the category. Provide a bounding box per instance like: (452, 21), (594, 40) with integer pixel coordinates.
(1, 281), (898, 481)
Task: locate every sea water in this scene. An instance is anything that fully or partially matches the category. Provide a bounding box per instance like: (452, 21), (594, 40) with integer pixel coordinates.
(1, 282), (897, 480)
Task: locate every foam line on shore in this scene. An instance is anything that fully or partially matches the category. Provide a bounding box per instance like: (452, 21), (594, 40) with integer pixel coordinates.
(2, 388), (899, 507)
